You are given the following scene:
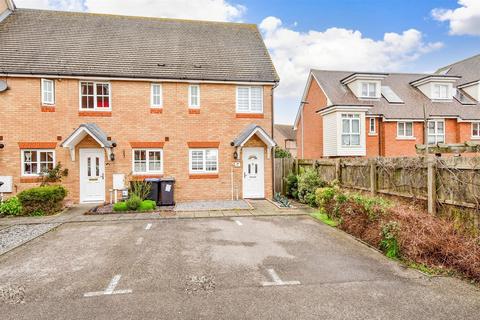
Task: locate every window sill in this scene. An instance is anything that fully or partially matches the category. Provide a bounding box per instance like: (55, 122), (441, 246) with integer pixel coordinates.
(131, 174), (163, 181)
(78, 111), (112, 117)
(20, 177), (42, 183)
(41, 106), (56, 112)
(236, 113), (264, 119)
(396, 137), (416, 141)
(471, 137), (480, 140)
(189, 174), (219, 179)
(188, 108), (200, 114)
(368, 133), (377, 136)
(150, 108), (163, 114)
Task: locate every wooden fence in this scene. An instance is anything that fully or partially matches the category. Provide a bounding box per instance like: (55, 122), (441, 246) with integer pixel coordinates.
(275, 156), (480, 230)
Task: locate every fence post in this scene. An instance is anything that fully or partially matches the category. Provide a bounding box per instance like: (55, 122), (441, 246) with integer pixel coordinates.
(427, 158), (437, 215)
(370, 160), (377, 195)
(335, 158), (342, 185)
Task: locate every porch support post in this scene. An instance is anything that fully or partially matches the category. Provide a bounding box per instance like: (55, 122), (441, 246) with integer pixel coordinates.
(69, 146), (75, 161)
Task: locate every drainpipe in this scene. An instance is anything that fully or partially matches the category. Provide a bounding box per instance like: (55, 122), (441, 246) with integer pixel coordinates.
(271, 81), (279, 199)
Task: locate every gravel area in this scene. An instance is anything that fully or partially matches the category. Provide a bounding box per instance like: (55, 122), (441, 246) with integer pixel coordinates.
(0, 223), (60, 255)
(174, 200), (251, 212)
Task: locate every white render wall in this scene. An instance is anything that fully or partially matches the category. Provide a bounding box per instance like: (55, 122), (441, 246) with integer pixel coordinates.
(323, 112), (337, 157)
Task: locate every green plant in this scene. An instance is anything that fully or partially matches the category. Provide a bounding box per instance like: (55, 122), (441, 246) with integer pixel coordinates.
(311, 211), (338, 227)
(130, 181), (151, 201)
(113, 201), (128, 212)
(40, 162), (69, 186)
(274, 147), (291, 158)
(350, 193), (391, 220)
(380, 221), (401, 259)
(0, 197), (22, 216)
(297, 168), (325, 206)
(285, 173), (299, 199)
(315, 187), (336, 210)
(17, 185), (67, 216)
(126, 195), (142, 211)
(139, 200), (156, 211)
(274, 192), (291, 207)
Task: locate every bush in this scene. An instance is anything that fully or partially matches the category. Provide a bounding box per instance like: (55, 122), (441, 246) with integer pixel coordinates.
(350, 193), (391, 220)
(0, 197), (22, 216)
(380, 221), (401, 259)
(297, 168), (325, 206)
(139, 200), (156, 212)
(126, 195), (142, 211)
(275, 147), (291, 158)
(18, 185), (67, 216)
(285, 173), (299, 199)
(113, 201), (128, 212)
(130, 181), (151, 201)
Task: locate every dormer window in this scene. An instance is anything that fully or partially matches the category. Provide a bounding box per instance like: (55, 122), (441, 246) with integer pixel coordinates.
(361, 82), (377, 98)
(433, 84), (449, 100)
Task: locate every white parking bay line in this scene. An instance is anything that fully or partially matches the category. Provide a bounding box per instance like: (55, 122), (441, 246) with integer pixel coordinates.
(261, 268), (301, 287)
(83, 274), (132, 297)
(136, 237), (144, 245)
(145, 223), (152, 230)
(234, 220), (243, 226)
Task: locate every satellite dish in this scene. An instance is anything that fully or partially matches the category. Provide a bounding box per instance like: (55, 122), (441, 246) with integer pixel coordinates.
(0, 80), (7, 92)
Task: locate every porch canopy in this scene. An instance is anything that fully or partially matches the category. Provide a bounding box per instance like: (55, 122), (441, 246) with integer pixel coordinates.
(61, 123), (115, 161)
(233, 124), (276, 158)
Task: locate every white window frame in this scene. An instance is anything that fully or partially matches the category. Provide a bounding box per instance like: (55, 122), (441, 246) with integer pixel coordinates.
(432, 84), (449, 100)
(79, 81), (112, 111)
(472, 122), (480, 139)
(188, 84), (200, 108)
(368, 118), (376, 135)
(21, 149), (56, 177)
(150, 83), (163, 108)
(132, 149), (164, 174)
(341, 113), (361, 147)
(236, 86), (264, 113)
(41, 79), (55, 105)
(360, 82), (377, 98)
(189, 148), (219, 174)
(427, 120), (445, 144)
(397, 122), (414, 139)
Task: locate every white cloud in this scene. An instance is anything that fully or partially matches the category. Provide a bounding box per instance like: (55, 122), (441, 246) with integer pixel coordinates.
(260, 16), (443, 100)
(432, 0), (480, 36)
(15, 0), (246, 21)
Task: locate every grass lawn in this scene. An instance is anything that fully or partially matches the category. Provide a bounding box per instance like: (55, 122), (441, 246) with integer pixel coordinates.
(310, 211), (338, 227)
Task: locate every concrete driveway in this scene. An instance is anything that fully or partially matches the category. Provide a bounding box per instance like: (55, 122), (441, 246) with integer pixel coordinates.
(0, 216), (478, 319)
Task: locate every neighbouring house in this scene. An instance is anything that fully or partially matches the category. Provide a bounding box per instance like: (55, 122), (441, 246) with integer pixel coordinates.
(0, 0), (279, 203)
(273, 124), (297, 157)
(294, 55), (480, 159)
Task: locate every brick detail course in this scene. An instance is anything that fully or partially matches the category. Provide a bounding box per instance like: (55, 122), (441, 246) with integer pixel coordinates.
(18, 142), (57, 149)
(78, 111), (112, 117)
(187, 141), (220, 148)
(41, 106), (56, 112)
(188, 108), (200, 114)
(236, 113), (264, 119)
(150, 108), (163, 114)
(189, 174), (219, 179)
(129, 141), (165, 148)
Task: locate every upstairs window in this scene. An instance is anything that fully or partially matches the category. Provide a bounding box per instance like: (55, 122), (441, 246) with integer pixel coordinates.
(361, 82), (377, 98)
(397, 122), (414, 138)
(472, 122), (480, 138)
(236, 86), (263, 113)
(189, 149), (218, 174)
(428, 120), (445, 144)
(433, 84), (449, 100)
(80, 82), (110, 110)
(21, 150), (55, 176)
(369, 118), (376, 135)
(151, 83), (163, 108)
(41, 79), (55, 105)
(188, 84), (200, 108)
(132, 149), (163, 174)
(341, 113), (360, 146)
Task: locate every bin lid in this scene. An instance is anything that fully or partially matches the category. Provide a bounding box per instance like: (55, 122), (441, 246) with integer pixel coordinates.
(160, 177), (175, 182)
(144, 178), (161, 182)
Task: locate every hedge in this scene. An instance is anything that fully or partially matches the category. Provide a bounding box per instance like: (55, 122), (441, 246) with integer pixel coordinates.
(17, 185), (67, 216)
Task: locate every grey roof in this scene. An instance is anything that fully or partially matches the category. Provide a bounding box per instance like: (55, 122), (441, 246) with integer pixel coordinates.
(0, 9), (278, 83)
(311, 69), (480, 120)
(437, 54), (480, 86)
(62, 123), (114, 148)
(274, 124), (295, 140)
(233, 124), (275, 147)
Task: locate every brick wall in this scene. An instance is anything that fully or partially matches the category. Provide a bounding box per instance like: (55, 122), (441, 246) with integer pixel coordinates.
(0, 77), (274, 202)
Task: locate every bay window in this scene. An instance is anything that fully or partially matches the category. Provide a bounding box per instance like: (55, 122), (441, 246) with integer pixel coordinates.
(341, 113), (360, 146)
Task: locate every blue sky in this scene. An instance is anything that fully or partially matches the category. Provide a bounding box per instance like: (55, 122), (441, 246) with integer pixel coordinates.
(15, 0), (480, 124)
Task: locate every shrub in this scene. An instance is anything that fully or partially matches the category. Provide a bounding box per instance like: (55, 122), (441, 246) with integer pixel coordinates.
(130, 181), (151, 201)
(18, 185), (67, 216)
(285, 173), (299, 199)
(0, 197), (22, 216)
(113, 201), (128, 212)
(297, 168), (325, 206)
(40, 162), (68, 186)
(350, 193), (391, 220)
(275, 147), (291, 158)
(126, 195), (142, 211)
(315, 187), (336, 210)
(380, 221), (401, 259)
(139, 200), (156, 212)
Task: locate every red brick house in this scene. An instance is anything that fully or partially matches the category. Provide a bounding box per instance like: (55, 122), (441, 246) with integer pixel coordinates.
(294, 56), (480, 158)
(0, 1), (279, 203)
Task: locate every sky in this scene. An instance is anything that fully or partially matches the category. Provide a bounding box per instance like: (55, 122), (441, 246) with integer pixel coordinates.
(14, 0), (480, 125)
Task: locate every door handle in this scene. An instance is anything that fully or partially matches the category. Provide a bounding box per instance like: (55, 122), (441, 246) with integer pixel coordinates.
(244, 172), (247, 178)
(101, 173), (105, 179)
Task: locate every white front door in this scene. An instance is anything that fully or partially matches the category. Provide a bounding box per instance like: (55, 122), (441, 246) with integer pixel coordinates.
(79, 148), (105, 203)
(242, 147), (265, 198)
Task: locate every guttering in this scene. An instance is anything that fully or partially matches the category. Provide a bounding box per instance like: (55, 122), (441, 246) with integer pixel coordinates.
(410, 75), (461, 87)
(316, 104), (372, 116)
(457, 80), (480, 89)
